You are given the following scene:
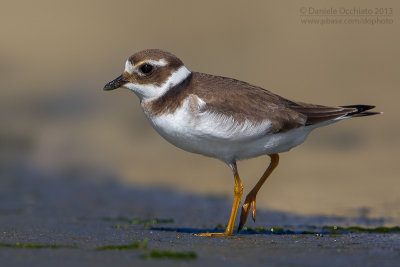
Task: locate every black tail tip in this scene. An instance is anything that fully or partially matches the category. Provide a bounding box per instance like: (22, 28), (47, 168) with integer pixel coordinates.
(341, 105), (376, 113)
(340, 105), (381, 117)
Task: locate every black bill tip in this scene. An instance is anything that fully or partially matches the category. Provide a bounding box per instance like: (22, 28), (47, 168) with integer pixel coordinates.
(104, 75), (128, 91)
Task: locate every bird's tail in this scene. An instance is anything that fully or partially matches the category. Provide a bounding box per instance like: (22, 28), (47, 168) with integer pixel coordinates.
(340, 105), (382, 118)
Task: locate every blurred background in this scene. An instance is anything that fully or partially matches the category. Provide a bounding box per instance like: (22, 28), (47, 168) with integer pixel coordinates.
(1, 0), (399, 222)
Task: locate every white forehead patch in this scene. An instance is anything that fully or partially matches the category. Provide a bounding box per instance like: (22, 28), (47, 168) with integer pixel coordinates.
(124, 59), (168, 75)
(125, 60), (135, 74)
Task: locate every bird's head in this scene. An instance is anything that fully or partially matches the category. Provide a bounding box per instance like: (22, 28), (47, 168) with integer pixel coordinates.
(104, 49), (191, 101)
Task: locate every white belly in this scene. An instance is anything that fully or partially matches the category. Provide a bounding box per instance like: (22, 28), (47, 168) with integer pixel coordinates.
(143, 96), (317, 163)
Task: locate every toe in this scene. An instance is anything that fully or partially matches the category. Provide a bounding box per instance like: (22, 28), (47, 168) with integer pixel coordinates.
(196, 232), (231, 237)
(251, 200), (256, 222)
(238, 202), (250, 232)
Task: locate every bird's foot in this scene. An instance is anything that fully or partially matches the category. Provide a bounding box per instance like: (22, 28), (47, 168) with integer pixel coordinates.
(195, 232), (232, 237)
(238, 193), (257, 231)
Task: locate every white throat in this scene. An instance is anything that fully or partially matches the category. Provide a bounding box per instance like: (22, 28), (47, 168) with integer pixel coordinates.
(123, 66), (191, 101)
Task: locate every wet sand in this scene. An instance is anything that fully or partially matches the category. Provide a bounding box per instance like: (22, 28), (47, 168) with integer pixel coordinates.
(1, 161), (399, 266)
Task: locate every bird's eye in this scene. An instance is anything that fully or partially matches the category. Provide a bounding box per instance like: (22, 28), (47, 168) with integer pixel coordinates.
(140, 64), (153, 74)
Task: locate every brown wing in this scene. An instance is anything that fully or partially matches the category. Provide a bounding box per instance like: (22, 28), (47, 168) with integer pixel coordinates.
(287, 103), (352, 125)
(190, 72), (307, 133)
(189, 72), (378, 133)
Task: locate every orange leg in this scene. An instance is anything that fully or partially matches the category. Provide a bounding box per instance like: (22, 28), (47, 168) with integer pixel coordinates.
(197, 162), (243, 237)
(238, 154), (280, 231)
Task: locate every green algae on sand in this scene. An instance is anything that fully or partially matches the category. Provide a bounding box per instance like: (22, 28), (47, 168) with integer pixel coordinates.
(141, 250), (197, 260)
(95, 238), (148, 251)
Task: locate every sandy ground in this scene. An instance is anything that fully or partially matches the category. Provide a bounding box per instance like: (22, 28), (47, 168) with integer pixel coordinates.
(1, 159), (399, 267)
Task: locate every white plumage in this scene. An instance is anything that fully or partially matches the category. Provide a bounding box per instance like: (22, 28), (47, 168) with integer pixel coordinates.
(145, 93), (322, 163)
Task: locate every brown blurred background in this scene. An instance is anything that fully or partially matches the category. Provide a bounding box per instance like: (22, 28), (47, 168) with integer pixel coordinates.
(1, 0), (399, 222)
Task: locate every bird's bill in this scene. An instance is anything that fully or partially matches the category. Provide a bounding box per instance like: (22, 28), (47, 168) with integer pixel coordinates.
(103, 75), (128, 91)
